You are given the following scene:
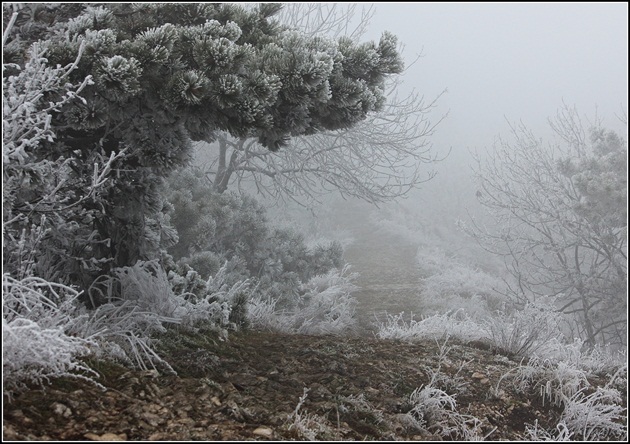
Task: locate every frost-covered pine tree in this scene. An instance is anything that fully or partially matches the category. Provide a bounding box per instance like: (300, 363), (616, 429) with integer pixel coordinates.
(3, 3), (404, 289)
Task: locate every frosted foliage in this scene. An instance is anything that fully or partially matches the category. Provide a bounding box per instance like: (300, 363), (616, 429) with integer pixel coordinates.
(406, 385), (486, 439)
(248, 265), (357, 335)
(376, 311), (489, 343)
(470, 106), (627, 347)
(485, 300), (564, 357)
(2, 275), (97, 392)
(77, 260), (247, 372)
(3, 39), (92, 164)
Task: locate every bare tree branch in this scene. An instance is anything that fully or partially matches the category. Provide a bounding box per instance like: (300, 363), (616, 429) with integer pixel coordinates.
(466, 104), (628, 347)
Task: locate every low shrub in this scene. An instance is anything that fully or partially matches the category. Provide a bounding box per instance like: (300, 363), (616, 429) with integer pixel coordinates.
(2, 274), (99, 393)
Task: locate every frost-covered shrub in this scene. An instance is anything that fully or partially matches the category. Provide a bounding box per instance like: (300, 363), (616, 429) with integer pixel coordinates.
(560, 386), (627, 440)
(2, 274), (98, 392)
(164, 167), (344, 309)
(204, 260), (251, 329)
(405, 385), (486, 439)
(3, 23), (126, 289)
(78, 260), (249, 371)
(485, 300), (564, 357)
(416, 247), (507, 318)
(248, 265), (357, 335)
(376, 310), (489, 343)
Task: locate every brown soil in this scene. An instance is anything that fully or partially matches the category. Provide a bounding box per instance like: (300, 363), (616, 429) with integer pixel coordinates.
(3, 329), (568, 441)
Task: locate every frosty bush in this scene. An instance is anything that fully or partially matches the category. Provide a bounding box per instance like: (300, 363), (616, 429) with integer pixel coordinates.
(248, 265), (357, 335)
(405, 384), (487, 439)
(3, 21), (126, 288)
(79, 260), (248, 371)
(164, 167), (344, 309)
(2, 274), (98, 393)
(560, 386), (627, 440)
(485, 300), (564, 357)
(376, 310), (489, 343)
(416, 248), (507, 318)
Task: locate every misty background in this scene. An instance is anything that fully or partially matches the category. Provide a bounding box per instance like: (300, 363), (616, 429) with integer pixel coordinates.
(277, 2), (625, 330)
(191, 2), (629, 333)
(5, 4), (627, 437)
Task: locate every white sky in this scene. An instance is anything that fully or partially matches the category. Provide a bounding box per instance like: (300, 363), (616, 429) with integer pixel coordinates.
(362, 2), (628, 157)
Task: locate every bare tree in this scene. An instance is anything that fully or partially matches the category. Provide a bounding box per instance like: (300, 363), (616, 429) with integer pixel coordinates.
(274, 2), (375, 41)
(467, 105), (627, 347)
(194, 3), (446, 206)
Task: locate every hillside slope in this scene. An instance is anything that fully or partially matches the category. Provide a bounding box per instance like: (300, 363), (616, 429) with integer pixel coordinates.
(3, 329), (577, 441)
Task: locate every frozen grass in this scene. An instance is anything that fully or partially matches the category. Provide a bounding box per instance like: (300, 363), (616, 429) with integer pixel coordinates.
(4, 258), (253, 392)
(484, 300), (564, 357)
(378, 301), (627, 441)
(286, 388), (335, 440)
(406, 385), (488, 440)
(2, 274), (100, 394)
(403, 339), (494, 440)
(525, 420), (574, 441)
(82, 260), (249, 372)
(561, 386), (627, 440)
(523, 384), (627, 441)
(511, 356), (590, 407)
(375, 301), (601, 361)
(501, 349), (628, 441)
(248, 265), (358, 335)
(375, 310), (489, 343)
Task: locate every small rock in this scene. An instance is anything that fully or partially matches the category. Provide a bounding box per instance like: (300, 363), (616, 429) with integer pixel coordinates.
(141, 412), (163, 427)
(141, 369), (160, 378)
(252, 427), (273, 438)
(211, 396), (222, 406)
(471, 372), (486, 379)
(9, 409), (24, 418)
(84, 432), (126, 441)
(52, 402), (72, 418)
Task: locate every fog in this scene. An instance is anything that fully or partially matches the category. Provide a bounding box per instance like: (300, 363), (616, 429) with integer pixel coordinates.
(5, 4), (627, 436)
(263, 2), (628, 333)
(364, 2), (628, 151)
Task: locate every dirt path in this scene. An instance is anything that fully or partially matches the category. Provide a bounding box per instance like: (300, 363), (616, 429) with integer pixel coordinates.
(3, 330), (562, 441)
(339, 208), (424, 335)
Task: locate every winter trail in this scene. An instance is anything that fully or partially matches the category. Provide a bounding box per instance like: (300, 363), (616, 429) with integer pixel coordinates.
(340, 210), (424, 336)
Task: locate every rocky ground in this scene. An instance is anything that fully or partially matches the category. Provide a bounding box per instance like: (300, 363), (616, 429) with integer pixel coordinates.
(3, 328), (574, 441)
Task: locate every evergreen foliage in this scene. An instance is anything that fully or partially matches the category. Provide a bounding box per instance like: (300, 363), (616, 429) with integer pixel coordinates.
(3, 2), (395, 386)
(3, 2), (403, 290)
(163, 167), (343, 306)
